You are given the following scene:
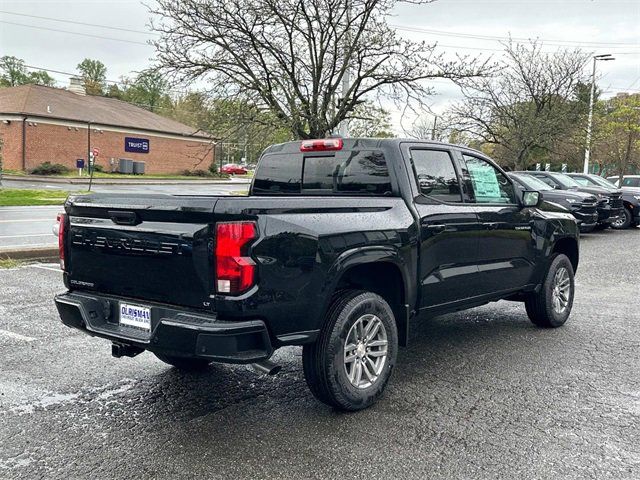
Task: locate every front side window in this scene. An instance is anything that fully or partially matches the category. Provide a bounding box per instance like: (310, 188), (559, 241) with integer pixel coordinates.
(461, 154), (516, 204)
(411, 149), (462, 202)
(531, 174), (559, 189)
(622, 177), (640, 187)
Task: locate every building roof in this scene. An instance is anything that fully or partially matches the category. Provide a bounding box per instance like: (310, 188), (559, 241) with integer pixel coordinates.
(0, 84), (210, 138)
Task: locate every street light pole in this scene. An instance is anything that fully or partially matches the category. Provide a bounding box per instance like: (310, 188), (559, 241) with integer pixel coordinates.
(583, 54), (615, 174)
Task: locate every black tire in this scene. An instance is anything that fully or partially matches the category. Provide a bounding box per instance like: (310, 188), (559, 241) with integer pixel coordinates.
(525, 254), (575, 328)
(303, 290), (398, 411)
(611, 208), (632, 230)
(154, 353), (212, 371)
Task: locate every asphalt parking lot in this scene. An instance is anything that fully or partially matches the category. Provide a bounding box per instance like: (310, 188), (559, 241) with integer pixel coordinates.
(1, 228), (639, 479)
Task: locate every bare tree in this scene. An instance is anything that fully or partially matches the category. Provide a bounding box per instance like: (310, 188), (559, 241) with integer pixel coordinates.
(150, 0), (492, 139)
(448, 40), (589, 169)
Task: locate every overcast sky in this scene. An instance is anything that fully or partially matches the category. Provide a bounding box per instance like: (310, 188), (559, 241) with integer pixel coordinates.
(1, 0), (638, 133)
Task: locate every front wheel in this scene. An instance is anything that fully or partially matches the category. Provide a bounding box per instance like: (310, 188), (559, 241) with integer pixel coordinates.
(611, 208), (632, 229)
(525, 254), (575, 328)
(303, 290), (398, 411)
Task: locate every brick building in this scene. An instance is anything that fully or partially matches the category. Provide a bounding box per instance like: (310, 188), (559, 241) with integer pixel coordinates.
(0, 80), (214, 174)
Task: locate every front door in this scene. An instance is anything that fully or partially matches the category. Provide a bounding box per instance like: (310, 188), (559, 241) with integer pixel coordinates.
(456, 152), (537, 295)
(405, 146), (483, 309)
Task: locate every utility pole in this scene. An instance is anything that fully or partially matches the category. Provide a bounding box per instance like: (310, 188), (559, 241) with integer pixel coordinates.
(583, 54), (615, 173)
(338, 1), (351, 138)
(431, 115), (438, 141)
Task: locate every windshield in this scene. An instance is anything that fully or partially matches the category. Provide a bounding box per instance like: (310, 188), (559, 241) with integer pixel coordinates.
(513, 174), (553, 191)
(551, 173), (581, 188)
(588, 175), (616, 188)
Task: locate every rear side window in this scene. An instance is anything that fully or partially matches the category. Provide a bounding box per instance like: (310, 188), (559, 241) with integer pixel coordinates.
(623, 178), (640, 187)
(253, 150), (392, 195)
(411, 149), (462, 202)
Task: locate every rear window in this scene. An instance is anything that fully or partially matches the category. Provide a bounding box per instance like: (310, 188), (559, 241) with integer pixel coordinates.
(252, 150), (393, 195)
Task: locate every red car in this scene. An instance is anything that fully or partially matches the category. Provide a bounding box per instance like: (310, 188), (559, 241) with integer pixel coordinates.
(220, 163), (248, 175)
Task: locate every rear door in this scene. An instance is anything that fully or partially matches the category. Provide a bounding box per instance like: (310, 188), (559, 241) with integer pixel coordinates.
(403, 145), (482, 309)
(456, 153), (537, 294)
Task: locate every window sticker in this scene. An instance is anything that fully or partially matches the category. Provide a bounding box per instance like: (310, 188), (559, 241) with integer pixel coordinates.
(468, 162), (501, 202)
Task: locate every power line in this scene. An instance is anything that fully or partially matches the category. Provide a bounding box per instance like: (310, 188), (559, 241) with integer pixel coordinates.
(0, 10), (159, 36)
(0, 21), (151, 46)
(1, 9), (637, 51)
(392, 24), (640, 48)
(22, 64), (190, 96)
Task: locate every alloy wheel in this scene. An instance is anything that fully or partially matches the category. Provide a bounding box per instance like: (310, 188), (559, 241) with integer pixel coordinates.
(343, 314), (388, 389)
(551, 267), (571, 314)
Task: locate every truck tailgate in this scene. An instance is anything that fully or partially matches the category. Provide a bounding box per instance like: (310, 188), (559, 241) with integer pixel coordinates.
(65, 193), (221, 309)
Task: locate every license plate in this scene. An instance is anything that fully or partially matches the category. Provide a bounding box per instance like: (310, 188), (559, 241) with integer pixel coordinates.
(119, 303), (151, 331)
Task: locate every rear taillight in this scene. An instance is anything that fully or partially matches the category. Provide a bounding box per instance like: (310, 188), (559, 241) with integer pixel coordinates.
(215, 221), (257, 295)
(57, 213), (67, 271)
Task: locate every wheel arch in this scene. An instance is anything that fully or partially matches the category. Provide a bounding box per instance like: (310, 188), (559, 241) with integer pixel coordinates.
(552, 236), (579, 273)
(325, 247), (413, 347)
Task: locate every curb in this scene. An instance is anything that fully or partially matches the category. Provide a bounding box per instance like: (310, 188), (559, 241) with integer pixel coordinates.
(0, 246), (58, 261)
(2, 174), (251, 186)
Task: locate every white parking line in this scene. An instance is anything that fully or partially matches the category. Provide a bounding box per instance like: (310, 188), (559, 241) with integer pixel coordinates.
(0, 218), (54, 223)
(0, 329), (36, 342)
(28, 264), (61, 272)
(0, 234), (53, 239)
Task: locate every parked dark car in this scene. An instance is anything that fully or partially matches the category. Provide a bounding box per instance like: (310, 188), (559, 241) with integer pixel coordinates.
(569, 173), (640, 229)
(55, 139), (580, 411)
(521, 171), (623, 228)
(508, 172), (598, 232)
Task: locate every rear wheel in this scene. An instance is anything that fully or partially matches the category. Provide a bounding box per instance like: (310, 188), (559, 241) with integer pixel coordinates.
(303, 290), (398, 411)
(154, 353), (212, 371)
(525, 254), (575, 328)
(611, 207), (632, 229)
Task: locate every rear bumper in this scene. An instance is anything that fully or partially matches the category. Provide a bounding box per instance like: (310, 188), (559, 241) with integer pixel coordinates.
(55, 291), (273, 363)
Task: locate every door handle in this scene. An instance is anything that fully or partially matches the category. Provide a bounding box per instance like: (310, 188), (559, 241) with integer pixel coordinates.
(425, 224), (447, 233)
(483, 222), (500, 230)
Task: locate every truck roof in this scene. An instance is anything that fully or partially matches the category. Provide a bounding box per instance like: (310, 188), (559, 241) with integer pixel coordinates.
(262, 138), (483, 156)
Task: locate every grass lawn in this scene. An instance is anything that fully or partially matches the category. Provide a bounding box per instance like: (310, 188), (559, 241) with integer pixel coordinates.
(0, 188), (85, 206)
(0, 258), (22, 269)
(3, 169), (233, 180)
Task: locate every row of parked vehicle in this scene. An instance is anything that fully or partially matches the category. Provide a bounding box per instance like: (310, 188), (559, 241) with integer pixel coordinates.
(507, 171), (640, 232)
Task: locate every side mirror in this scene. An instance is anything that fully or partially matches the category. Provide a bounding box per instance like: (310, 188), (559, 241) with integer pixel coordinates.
(522, 190), (540, 207)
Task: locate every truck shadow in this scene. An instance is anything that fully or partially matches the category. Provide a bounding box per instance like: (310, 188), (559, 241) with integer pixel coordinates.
(142, 302), (563, 422)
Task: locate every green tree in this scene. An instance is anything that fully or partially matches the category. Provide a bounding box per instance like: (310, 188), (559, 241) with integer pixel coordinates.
(27, 70), (56, 87)
(0, 56), (28, 86)
(77, 58), (107, 95)
(592, 94), (640, 177)
(0, 56), (55, 87)
(121, 70), (172, 112)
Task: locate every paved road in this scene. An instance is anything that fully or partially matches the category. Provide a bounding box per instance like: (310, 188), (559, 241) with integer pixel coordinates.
(1, 178), (250, 194)
(0, 229), (639, 479)
(0, 182), (250, 250)
(0, 205), (60, 249)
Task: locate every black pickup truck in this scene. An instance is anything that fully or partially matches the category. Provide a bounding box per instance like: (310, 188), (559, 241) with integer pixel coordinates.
(55, 138), (580, 411)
